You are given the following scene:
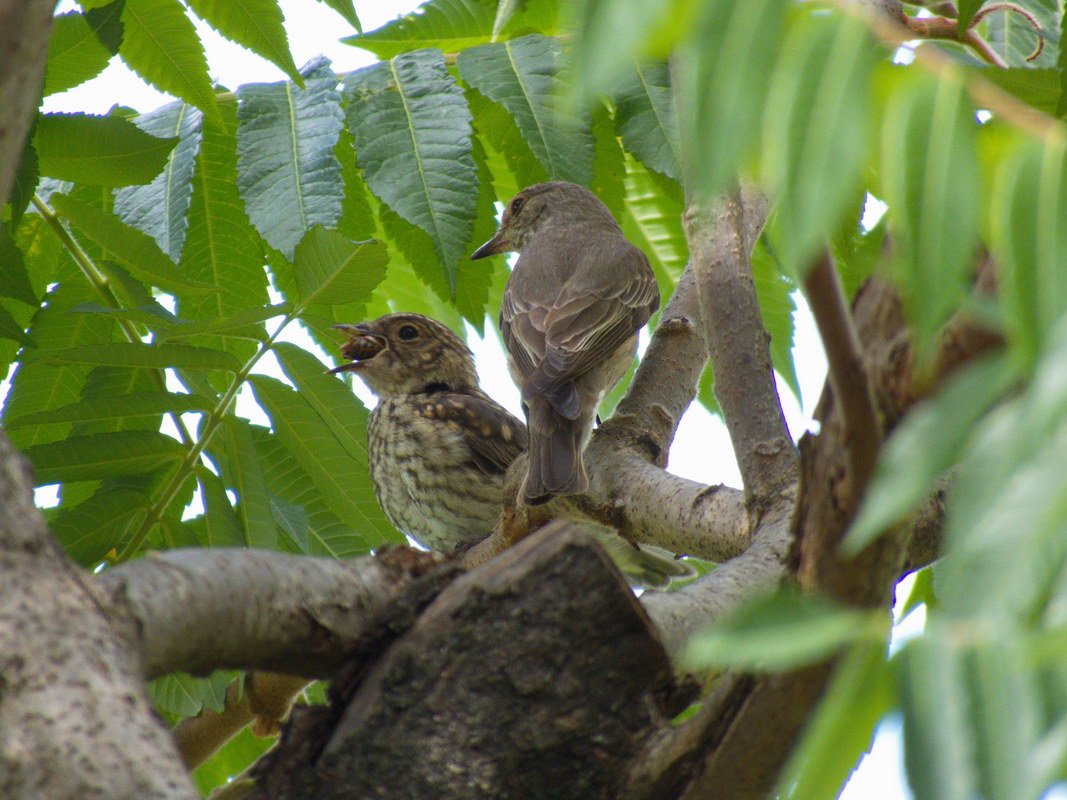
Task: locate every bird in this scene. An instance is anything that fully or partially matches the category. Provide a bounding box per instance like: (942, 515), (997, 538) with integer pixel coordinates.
(329, 312), (692, 587)
(471, 181), (660, 504)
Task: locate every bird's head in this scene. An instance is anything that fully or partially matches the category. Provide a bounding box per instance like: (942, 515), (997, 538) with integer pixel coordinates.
(328, 313), (479, 397)
(470, 181), (617, 259)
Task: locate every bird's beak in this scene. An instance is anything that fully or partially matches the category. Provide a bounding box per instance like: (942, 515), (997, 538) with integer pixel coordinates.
(327, 324), (385, 374)
(470, 231), (508, 260)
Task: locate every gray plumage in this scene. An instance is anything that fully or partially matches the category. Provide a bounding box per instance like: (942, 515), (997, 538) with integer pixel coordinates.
(471, 182), (659, 504)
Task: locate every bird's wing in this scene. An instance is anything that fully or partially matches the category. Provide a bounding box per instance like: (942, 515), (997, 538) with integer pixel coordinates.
(499, 292), (542, 381)
(524, 245), (660, 399)
(414, 391), (528, 475)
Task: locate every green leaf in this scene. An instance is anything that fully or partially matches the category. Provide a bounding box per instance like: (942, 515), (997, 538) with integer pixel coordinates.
(23, 430), (187, 485)
(684, 587), (886, 671)
(979, 67), (1063, 117)
(292, 227), (388, 310)
(44, 10), (113, 97)
(180, 98), (270, 367)
(113, 101), (203, 263)
(763, 11), (874, 276)
(984, 0), (1057, 68)
(613, 60), (680, 183)
(50, 487), (148, 566)
(347, 0), (494, 59)
(315, 0), (360, 32)
(197, 467), (245, 547)
(156, 304), (288, 342)
(0, 223), (40, 307)
(458, 35), (593, 185)
(619, 155), (687, 291)
(249, 375), (399, 547)
(675, 0), (784, 198)
(236, 57), (344, 259)
(119, 0), (221, 124)
(269, 493), (310, 552)
(990, 137), (1067, 366)
(82, 0), (124, 53)
(898, 636), (978, 800)
(5, 391), (212, 429)
(191, 727), (274, 797)
(881, 72), (979, 354)
(34, 112), (178, 187)
(345, 48), (478, 292)
(956, 0), (986, 34)
(778, 642), (895, 800)
(27, 342), (241, 372)
(49, 192), (212, 295)
(211, 416), (277, 549)
(845, 354), (1015, 554)
(148, 670), (237, 717)
(0, 305), (34, 347)
(752, 240), (799, 402)
(185, 0), (301, 84)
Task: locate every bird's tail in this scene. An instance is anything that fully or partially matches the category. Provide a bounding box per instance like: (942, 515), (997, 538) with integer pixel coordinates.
(524, 399), (587, 504)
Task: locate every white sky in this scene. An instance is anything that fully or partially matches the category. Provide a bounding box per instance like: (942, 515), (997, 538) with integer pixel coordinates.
(35, 1), (923, 797)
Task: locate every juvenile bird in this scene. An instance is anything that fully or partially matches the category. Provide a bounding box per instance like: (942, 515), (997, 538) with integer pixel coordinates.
(471, 182), (660, 504)
(329, 312), (692, 587)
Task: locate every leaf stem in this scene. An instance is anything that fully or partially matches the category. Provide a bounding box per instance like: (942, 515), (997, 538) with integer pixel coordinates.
(31, 194), (196, 448)
(114, 314), (297, 562)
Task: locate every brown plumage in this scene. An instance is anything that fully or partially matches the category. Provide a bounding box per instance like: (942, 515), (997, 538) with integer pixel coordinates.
(471, 182), (659, 504)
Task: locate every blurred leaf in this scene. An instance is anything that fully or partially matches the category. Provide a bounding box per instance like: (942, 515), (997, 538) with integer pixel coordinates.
(0, 306), (34, 348)
(113, 101), (203, 263)
(236, 57), (345, 259)
(192, 727), (274, 796)
(292, 227), (388, 310)
(0, 226), (38, 307)
(831, 197), (885, 301)
(619, 155), (687, 302)
(44, 10), (113, 96)
(459, 34), (593, 185)
(881, 72), (979, 354)
(685, 587), (886, 671)
(249, 375), (398, 545)
(5, 391), (211, 429)
(778, 642), (895, 800)
(270, 493), (310, 552)
(675, 0), (784, 198)
(119, 0), (221, 123)
(979, 67), (1062, 116)
(752, 238), (799, 402)
(344, 49), (477, 291)
(315, 0), (360, 32)
(990, 137), (1067, 367)
(23, 430), (186, 485)
(347, 0), (494, 58)
(956, 0), (986, 34)
(763, 11), (874, 276)
(613, 60), (680, 183)
(983, 0), (1057, 68)
(186, 0), (301, 84)
(34, 112), (177, 187)
(898, 636), (978, 800)
(27, 342), (241, 372)
(845, 353), (1015, 554)
(148, 670), (237, 717)
(50, 192), (212, 294)
(50, 487), (148, 566)
(211, 416), (277, 549)
(197, 466), (245, 547)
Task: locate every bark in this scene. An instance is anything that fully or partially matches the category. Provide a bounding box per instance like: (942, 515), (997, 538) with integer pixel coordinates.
(0, 0), (50, 208)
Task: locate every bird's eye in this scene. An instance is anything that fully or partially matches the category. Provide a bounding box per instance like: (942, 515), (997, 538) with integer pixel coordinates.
(510, 197), (525, 214)
(397, 324), (419, 341)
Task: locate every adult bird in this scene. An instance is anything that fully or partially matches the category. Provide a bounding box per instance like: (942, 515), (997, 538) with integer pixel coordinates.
(471, 182), (659, 504)
(329, 312), (690, 587)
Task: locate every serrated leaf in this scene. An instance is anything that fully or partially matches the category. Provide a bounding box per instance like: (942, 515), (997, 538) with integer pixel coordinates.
(249, 375), (399, 546)
(315, 0), (360, 32)
(269, 493), (310, 552)
(345, 49), (478, 291)
(191, 727), (274, 797)
(466, 87), (547, 196)
(684, 588), (886, 671)
(613, 60), (680, 182)
(197, 467), (244, 547)
(752, 241), (800, 402)
(113, 101), (204, 263)
(49, 192), (212, 294)
(881, 72), (979, 354)
(148, 670), (237, 717)
(156, 304), (287, 342)
(34, 112), (177, 187)
(27, 342), (241, 372)
(845, 354), (1015, 554)
(984, 0), (1057, 68)
(675, 0), (784, 198)
(49, 487), (148, 566)
(211, 416), (277, 549)
(5, 391), (212, 429)
(763, 11), (874, 276)
(44, 10), (113, 96)
(23, 430), (187, 485)
(83, 0), (124, 53)
(0, 304), (35, 347)
(620, 155), (687, 289)
(292, 227), (388, 310)
(236, 57), (344, 259)
(347, 0), (494, 58)
(119, 0), (221, 123)
(458, 35), (592, 185)
(186, 0), (301, 84)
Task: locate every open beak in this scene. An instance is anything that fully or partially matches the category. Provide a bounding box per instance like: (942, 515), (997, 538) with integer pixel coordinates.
(327, 324), (386, 374)
(470, 231), (508, 260)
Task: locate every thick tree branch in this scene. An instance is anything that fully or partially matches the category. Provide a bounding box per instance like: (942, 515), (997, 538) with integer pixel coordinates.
(0, 432), (196, 800)
(100, 547), (453, 680)
(804, 249), (881, 494)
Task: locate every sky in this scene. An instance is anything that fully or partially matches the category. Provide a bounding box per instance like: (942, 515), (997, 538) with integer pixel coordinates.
(36, 1), (917, 796)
